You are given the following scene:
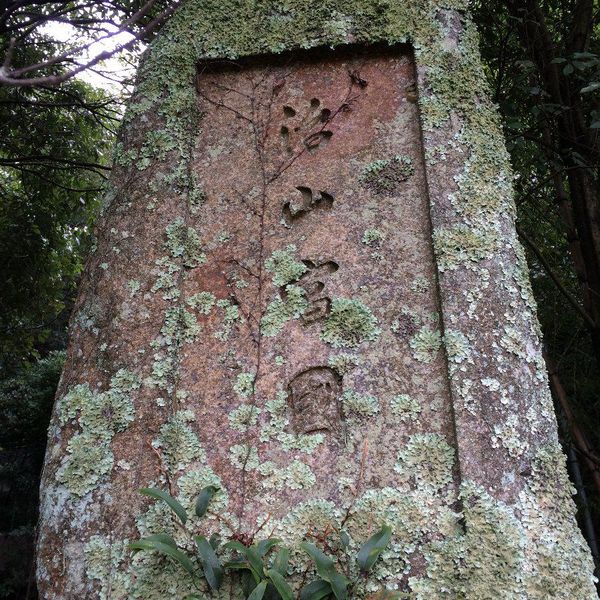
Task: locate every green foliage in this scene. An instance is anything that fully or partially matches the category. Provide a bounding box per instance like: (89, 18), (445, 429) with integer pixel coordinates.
(195, 485), (219, 518)
(0, 34), (115, 372)
(356, 525), (392, 572)
(133, 487), (392, 599)
(0, 350), (65, 448)
(139, 487), (188, 524)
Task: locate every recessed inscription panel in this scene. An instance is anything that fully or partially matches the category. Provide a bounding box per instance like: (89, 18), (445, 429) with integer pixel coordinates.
(186, 46), (459, 560)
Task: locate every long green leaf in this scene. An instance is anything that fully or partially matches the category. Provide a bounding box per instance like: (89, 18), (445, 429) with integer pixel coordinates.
(245, 545), (266, 579)
(325, 570), (349, 600)
(273, 547), (289, 575)
(265, 568), (293, 600)
(300, 579), (333, 600)
(128, 539), (195, 577)
(195, 485), (219, 518)
(139, 487), (188, 524)
(339, 531), (350, 549)
(357, 525), (392, 572)
(224, 559), (252, 571)
(195, 535), (223, 590)
(139, 533), (177, 548)
(300, 542), (334, 571)
(223, 541), (261, 582)
(300, 542), (348, 600)
(256, 538), (281, 557)
(247, 581), (268, 600)
(224, 540), (250, 554)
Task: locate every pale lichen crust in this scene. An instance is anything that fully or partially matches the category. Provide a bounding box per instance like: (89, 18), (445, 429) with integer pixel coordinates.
(57, 370), (141, 497)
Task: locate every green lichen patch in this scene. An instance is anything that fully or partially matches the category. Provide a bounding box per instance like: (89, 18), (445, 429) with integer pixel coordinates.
(59, 383), (94, 424)
(492, 414), (527, 458)
(410, 482), (524, 598)
(261, 284), (308, 337)
(127, 279), (141, 297)
(261, 459), (316, 491)
(321, 298), (380, 348)
(152, 410), (205, 472)
(409, 326), (442, 363)
(151, 257), (181, 301)
(260, 390), (325, 453)
(161, 307), (200, 345)
(176, 467), (227, 514)
(57, 370), (140, 496)
(186, 291), (216, 314)
(432, 224), (498, 272)
(342, 390), (379, 418)
(57, 433), (113, 497)
(362, 228), (385, 247)
(328, 353), (360, 376)
(214, 298), (241, 340)
(229, 443), (260, 470)
(164, 217), (206, 268)
(84, 536), (131, 600)
(390, 394), (422, 422)
(233, 371), (255, 398)
(443, 330), (471, 366)
(228, 403), (260, 432)
(410, 276), (430, 293)
(275, 499), (340, 548)
(361, 155), (413, 195)
(394, 433), (455, 492)
(265, 244), (307, 287)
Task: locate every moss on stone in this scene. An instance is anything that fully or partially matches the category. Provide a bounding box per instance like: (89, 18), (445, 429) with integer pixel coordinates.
(361, 155), (414, 195)
(261, 284), (308, 336)
(152, 410), (205, 472)
(409, 325), (442, 363)
(321, 298), (380, 348)
(57, 370), (140, 497)
(265, 244), (307, 287)
(164, 217), (206, 268)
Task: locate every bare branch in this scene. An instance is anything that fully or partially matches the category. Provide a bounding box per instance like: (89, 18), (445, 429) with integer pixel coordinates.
(0, 0), (180, 88)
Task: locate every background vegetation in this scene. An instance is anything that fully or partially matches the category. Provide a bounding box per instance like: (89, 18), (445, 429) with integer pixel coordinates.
(0, 0), (598, 597)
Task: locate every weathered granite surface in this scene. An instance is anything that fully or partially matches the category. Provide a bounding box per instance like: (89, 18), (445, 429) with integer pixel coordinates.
(37, 1), (597, 598)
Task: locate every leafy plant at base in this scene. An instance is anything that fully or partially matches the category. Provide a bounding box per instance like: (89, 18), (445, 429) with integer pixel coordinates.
(299, 526), (392, 600)
(131, 486), (393, 599)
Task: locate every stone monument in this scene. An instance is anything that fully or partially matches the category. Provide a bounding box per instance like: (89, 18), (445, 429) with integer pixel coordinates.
(36, 1), (597, 598)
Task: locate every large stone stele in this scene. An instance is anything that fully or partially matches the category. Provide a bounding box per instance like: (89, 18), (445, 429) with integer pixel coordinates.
(36, 1), (597, 599)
